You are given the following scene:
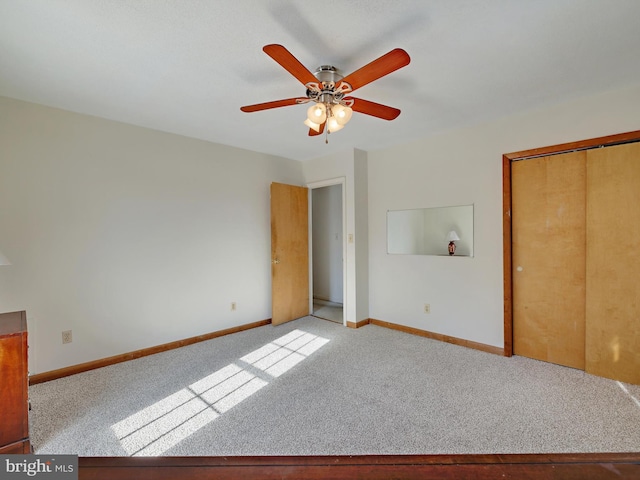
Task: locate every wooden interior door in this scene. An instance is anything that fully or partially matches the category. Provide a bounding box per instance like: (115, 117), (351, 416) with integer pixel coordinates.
(271, 182), (309, 325)
(512, 151), (586, 369)
(585, 142), (640, 384)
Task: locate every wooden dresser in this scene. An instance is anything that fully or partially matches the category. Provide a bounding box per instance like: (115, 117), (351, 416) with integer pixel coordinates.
(0, 310), (31, 453)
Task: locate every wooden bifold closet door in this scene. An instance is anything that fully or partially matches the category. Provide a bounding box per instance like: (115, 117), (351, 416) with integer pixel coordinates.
(512, 142), (640, 385)
(585, 143), (640, 384)
(512, 151), (586, 370)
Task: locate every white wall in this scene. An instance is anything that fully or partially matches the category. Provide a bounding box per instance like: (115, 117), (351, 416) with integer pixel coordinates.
(353, 150), (369, 323)
(311, 185), (343, 304)
(2, 80), (639, 372)
(368, 82), (640, 348)
(0, 96), (304, 374)
(303, 149), (369, 323)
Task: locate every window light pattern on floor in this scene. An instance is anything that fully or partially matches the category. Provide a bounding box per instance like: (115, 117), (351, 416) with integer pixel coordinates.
(111, 329), (329, 456)
(617, 381), (640, 409)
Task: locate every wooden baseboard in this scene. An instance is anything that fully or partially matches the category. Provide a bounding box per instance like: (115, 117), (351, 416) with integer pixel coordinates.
(29, 319), (271, 385)
(347, 319), (371, 329)
(369, 318), (504, 356)
(29, 317), (502, 384)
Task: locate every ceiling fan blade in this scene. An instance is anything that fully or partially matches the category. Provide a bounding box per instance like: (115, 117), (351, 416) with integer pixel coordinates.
(339, 48), (410, 92)
(349, 97), (401, 120)
(309, 121), (326, 136)
(263, 44), (318, 87)
(240, 98), (308, 113)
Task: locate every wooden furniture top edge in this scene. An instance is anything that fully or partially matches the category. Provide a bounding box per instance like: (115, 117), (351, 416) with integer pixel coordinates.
(504, 129), (640, 161)
(369, 318), (504, 356)
(29, 318), (272, 385)
(0, 439), (31, 455)
(0, 310), (27, 336)
(79, 452), (640, 467)
(76, 456), (640, 480)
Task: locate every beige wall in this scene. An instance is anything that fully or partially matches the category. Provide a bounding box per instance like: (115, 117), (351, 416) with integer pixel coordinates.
(0, 96), (304, 374)
(2, 80), (639, 373)
(303, 149), (370, 324)
(368, 82), (640, 348)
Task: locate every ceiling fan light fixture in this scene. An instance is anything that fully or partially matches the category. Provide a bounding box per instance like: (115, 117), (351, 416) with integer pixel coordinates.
(327, 116), (344, 133)
(331, 104), (353, 125)
(304, 118), (321, 132)
(240, 44), (411, 141)
(307, 103), (327, 123)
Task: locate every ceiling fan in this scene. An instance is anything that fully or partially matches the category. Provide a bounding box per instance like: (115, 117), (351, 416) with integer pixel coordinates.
(240, 44), (410, 141)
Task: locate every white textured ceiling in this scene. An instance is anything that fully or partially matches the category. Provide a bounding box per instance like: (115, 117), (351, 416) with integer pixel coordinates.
(1, 1), (640, 161)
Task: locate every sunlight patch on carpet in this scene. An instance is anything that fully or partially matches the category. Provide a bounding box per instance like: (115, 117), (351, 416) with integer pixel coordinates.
(617, 381), (640, 409)
(111, 329), (329, 456)
(242, 330), (329, 378)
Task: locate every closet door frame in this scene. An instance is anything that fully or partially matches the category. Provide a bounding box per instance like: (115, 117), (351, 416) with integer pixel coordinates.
(502, 129), (640, 357)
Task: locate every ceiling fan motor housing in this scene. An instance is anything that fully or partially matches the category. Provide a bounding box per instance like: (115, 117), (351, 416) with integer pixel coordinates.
(315, 65), (343, 84)
(307, 65), (351, 105)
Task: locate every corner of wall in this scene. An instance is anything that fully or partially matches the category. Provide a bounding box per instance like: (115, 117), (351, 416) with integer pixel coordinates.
(354, 150), (369, 322)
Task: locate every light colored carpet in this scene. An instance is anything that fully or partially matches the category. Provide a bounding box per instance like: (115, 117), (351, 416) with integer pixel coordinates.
(29, 317), (640, 457)
(312, 300), (343, 324)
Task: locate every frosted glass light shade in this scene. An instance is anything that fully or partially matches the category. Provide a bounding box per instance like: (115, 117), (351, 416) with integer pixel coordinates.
(332, 104), (353, 125)
(307, 103), (326, 124)
(327, 116), (344, 133)
(304, 118), (321, 132)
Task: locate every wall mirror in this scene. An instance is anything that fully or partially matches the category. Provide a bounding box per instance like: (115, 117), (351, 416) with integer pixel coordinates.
(387, 204), (474, 256)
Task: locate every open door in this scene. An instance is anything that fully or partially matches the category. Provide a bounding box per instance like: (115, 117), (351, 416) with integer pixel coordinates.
(271, 182), (309, 325)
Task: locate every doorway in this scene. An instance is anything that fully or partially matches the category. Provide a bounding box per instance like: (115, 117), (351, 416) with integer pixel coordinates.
(309, 179), (345, 325)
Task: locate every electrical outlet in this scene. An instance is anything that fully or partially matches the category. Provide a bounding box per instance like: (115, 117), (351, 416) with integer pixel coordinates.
(231, 302), (237, 311)
(424, 304), (431, 314)
(62, 330), (72, 344)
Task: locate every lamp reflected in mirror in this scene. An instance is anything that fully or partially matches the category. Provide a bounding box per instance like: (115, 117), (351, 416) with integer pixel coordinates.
(387, 204), (473, 256)
(447, 230), (460, 256)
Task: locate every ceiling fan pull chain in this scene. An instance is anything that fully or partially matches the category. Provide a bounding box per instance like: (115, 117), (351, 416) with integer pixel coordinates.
(325, 106), (331, 144)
